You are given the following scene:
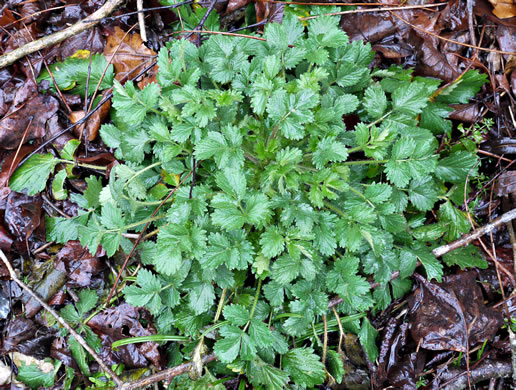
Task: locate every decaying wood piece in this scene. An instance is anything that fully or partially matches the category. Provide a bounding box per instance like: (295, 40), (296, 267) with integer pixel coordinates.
(0, 0), (126, 69)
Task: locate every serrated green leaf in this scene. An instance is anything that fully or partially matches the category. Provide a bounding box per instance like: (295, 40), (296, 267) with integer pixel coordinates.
(326, 349), (344, 384)
(439, 200), (471, 241)
(436, 70), (487, 104)
(442, 245), (488, 270)
(76, 289), (98, 316)
(260, 227), (285, 258)
(363, 83), (387, 119)
(358, 318), (378, 362)
(410, 243), (443, 282)
(312, 137), (348, 169)
(195, 126), (244, 169)
(392, 81), (432, 116)
(223, 304), (249, 326)
(17, 360), (60, 390)
(83, 175), (103, 209)
(283, 348), (325, 388)
(246, 357), (289, 390)
(9, 153), (57, 195)
(435, 151), (478, 183)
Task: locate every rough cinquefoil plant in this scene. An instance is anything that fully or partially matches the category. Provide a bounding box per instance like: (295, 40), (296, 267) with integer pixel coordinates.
(22, 14), (488, 388)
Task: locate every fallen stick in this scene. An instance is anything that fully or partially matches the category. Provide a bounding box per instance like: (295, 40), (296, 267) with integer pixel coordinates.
(0, 0), (125, 69)
(117, 353), (217, 390)
(440, 359), (511, 390)
(432, 208), (516, 258)
(0, 249), (123, 386)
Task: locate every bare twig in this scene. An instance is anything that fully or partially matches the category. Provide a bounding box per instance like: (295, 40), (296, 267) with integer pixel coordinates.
(136, 0), (147, 42)
(505, 217), (516, 384)
(440, 360), (511, 390)
(184, 0), (218, 40)
(466, 0), (477, 48)
(117, 353), (217, 390)
(0, 249), (123, 386)
(0, 0), (125, 69)
(390, 10), (516, 56)
(432, 208), (516, 257)
(299, 2), (446, 20)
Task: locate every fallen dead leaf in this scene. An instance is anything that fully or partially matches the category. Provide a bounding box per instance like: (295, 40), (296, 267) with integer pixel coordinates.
(0, 81), (59, 150)
(69, 97), (111, 141)
(490, 0), (516, 19)
(88, 303), (161, 369)
(409, 272), (503, 352)
(104, 26), (157, 86)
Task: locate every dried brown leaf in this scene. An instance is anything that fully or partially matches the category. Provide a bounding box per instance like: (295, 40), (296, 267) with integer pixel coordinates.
(104, 26), (157, 83)
(490, 0), (516, 19)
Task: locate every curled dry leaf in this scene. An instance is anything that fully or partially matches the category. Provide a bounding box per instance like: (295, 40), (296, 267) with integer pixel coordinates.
(0, 7), (16, 28)
(55, 240), (104, 288)
(0, 82), (59, 150)
(69, 97), (111, 141)
(57, 28), (106, 61)
(225, 0), (253, 15)
(409, 272), (503, 352)
(50, 337), (75, 367)
(3, 192), (45, 255)
(490, 0), (516, 19)
(88, 303), (161, 369)
(104, 26), (157, 86)
(448, 103), (482, 123)
(495, 171), (516, 197)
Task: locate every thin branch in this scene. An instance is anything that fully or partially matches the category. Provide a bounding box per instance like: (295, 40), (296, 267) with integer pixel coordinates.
(391, 10), (516, 56)
(117, 353), (217, 390)
(299, 2), (446, 20)
(136, 0), (147, 42)
(440, 360), (511, 390)
(184, 0), (218, 40)
(0, 249), (123, 386)
(432, 208), (516, 257)
(0, 0), (125, 69)
(505, 216), (516, 384)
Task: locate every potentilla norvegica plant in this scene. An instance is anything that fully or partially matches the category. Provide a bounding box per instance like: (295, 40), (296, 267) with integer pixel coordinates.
(10, 13), (489, 388)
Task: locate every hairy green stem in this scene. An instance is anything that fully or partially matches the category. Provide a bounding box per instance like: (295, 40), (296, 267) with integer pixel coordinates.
(367, 110), (392, 128)
(58, 159), (108, 171)
(105, 214), (166, 233)
(243, 278), (263, 332)
(214, 288), (226, 323)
